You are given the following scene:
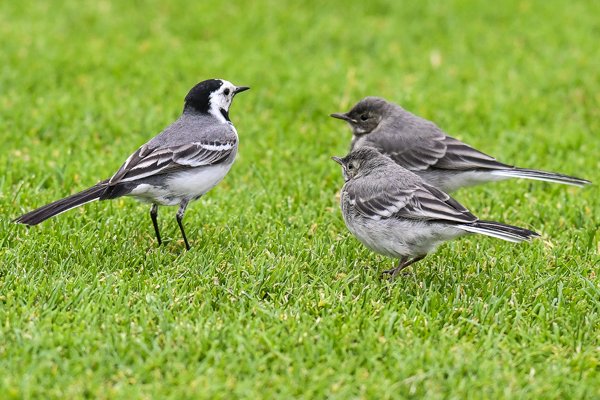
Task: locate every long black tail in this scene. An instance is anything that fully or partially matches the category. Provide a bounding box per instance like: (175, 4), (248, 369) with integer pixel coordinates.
(491, 167), (590, 187)
(458, 220), (540, 243)
(14, 180), (108, 226)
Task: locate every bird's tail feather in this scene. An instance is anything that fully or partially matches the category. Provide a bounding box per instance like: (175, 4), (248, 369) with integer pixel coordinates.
(459, 220), (540, 243)
(490, 167), (590, 187)
(14, 181), (108, 226)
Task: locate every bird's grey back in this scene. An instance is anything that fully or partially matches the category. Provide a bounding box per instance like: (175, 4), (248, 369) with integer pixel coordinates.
(377, 104), (445, 142)
(147, 112), (238, 149)
(351, 153), (426, 190)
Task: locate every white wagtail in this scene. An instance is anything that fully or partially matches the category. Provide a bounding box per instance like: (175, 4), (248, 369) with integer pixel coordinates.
(15, 79), (249, 250)
(331, 97), (590, 192)
(332, 147), (540, 278)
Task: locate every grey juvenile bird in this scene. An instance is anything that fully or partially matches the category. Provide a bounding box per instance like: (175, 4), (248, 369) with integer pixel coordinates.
(331, 97), (590, 192)
(15, 78), (249, 250)
(332, 147), (539, 278)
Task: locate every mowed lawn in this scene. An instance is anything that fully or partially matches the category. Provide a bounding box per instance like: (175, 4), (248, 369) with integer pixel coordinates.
(1, 0), (599, 398)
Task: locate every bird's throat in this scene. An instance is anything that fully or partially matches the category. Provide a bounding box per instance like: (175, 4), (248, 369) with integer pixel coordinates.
(219, 107), (230, 122)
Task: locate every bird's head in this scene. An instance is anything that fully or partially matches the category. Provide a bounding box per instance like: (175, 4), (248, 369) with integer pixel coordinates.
(332, 147), (391, 181)
(330, 97), (390, 136)
(184, 79), (250, 121)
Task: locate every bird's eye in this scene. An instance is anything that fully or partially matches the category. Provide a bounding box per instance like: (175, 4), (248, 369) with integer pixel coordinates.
(224, 88), (231, 96)
(347, 163), (354, 170)
(360, 114), (369, 121)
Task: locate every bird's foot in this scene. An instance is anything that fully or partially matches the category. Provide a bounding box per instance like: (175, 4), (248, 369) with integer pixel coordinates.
(381, 266), (412, 280)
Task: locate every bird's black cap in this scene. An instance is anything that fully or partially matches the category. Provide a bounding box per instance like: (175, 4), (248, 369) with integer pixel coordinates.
(184, 79), (223, 114)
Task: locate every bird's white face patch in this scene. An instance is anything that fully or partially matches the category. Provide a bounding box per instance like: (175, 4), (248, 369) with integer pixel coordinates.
(354, 126), (367, 134)
(208, 79), (237, 123)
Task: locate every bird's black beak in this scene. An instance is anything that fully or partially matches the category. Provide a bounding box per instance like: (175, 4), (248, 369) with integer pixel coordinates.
(330, 113), (353, 122)
(234, 86), (250, 94)
(331, 156), (344, 166)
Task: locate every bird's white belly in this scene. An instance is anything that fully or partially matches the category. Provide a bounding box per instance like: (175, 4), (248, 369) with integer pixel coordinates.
(417, 170), (507, 193)
(346, 217), (465, 258)
(128, 164), (233, 206)
(168, 164), (232, 198)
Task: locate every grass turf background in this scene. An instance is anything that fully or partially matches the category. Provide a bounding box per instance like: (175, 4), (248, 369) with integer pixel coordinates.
(1, 0), (599, 398)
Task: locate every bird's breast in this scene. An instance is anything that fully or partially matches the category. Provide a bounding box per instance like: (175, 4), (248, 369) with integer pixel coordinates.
(166, 162), (234, 199)
(128, 157), (236, 206)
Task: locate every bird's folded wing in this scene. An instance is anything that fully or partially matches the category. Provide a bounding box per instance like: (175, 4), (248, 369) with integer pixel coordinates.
(399, 183), (477, 223)
(369, 132), (447, 171)
(368, 133), (511, 171)
(432, 136), (512, 170)
(109, 141), (236, 184)
(348, 179), (477, 224)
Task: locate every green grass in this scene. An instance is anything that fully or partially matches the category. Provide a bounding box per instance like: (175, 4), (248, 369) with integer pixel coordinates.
(1, 0), (599, 398)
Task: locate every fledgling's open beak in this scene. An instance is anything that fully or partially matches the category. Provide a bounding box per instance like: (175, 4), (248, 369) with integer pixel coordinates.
(331, 156), (344, 166)
(234, 86), (250, 94)
(330, 113), (352, 122)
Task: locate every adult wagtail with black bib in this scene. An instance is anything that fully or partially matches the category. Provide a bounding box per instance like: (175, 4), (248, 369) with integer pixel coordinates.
(15, 79), (249, 250)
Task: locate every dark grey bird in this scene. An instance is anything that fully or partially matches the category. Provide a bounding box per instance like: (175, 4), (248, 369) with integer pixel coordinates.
(331, 97), (590, 192)
(332, 147), (540, 278)
(15, 78), (249, 250)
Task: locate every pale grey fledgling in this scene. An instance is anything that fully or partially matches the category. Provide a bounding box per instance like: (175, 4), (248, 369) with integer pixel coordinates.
(15, 79), (249, 250)
(331, 97), (590, 192)
(332, 147), (539, 278)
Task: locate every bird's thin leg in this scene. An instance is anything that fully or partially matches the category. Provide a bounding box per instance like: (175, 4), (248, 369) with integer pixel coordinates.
(382, 256), (409, 277)
(150, 204), (162, 246)
(383, 255), (426, 278)
(398, 255), (426, 274)
(176, 199), (190, 251)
